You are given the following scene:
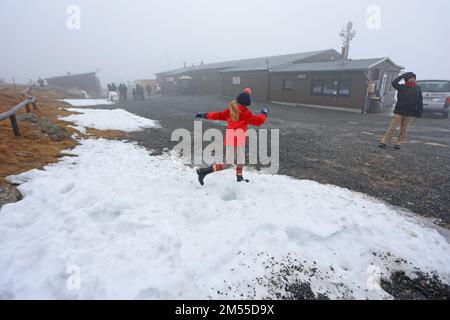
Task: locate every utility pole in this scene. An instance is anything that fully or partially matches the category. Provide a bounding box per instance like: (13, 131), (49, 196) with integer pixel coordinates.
(339, 20), (356, 61)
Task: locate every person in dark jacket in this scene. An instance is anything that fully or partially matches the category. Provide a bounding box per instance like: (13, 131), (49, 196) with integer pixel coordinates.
(118, 84), (123, 101)
(379, 72), (423, 149)
(123, 84), (128, 102)
(37, 77), (45, 87)
(146, 84), (152, 99)
(139, 85), (145, 100)
(118, 83), (128, 102)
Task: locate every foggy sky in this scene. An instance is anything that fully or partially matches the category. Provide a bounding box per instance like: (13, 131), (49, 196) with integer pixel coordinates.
(1, 0), (449, 86)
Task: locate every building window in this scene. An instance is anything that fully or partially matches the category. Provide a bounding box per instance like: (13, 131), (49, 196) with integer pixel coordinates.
(312, 80), (322, 94)
(323, 80), (338, 95)
(311, 75), (351, 96)
(338, 79), (351, 95)
(232, 77), (241, 85)
(283, 79), (294, 91)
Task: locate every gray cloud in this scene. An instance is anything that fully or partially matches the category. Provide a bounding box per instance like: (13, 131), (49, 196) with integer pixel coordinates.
(1, 0), (449, 85)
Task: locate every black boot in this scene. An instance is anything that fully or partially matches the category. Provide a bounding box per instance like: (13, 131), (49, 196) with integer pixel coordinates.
(196, 166), (214, 186)
(237, 175), (250, 183)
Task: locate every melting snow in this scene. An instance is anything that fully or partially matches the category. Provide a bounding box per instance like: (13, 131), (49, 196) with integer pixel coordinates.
(61, 99), (113, 107)
(1, 139), (449, 299)
(59, 108), (160, 132)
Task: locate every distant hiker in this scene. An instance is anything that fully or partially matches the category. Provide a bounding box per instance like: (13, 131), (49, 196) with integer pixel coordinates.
(134, 85), (139, 100)
(140, 85), (145, 100)
(107, 84), (112, 101)
(146, 84), (152, 99)
(123, 84), (128, 102)
(379, 72), (423, 150)
(118, 83), (128, 102)
(136, 84), (144, 101)
(107, 83), (119, 103)
(37, 78), (45, 87)
(195, 88), (269, 185)
(136, 85), (142, 100)
(118, 84), (123, 100)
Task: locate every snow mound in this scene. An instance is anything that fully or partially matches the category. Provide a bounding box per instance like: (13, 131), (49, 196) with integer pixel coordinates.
(61, 99), (113, 107)
(60, 108), (160, 132)
(1, 139), (449, 300)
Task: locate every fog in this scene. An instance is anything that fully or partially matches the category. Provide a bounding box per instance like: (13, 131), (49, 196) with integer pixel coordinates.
(1, 0), (449, 85)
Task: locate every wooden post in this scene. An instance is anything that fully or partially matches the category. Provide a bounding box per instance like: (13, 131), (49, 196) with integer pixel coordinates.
(25, 103), (31, 113)
(32, 102), (37, 110)
(9, 114), (21, 136)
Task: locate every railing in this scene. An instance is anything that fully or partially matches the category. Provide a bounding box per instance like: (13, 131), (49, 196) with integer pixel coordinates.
(0, 86), (38, 136)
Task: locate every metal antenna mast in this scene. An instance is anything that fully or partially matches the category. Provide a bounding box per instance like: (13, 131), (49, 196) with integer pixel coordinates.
(339, 21), (356, 61)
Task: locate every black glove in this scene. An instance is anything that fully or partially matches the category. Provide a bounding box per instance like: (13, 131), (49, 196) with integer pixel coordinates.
(195, 112), (208, 119)
(261, 108), (270, 116)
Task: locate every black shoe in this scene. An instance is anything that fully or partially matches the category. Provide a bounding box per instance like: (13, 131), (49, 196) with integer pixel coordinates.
(394, 145), (401, 150)
(237, 175), (250, 183)
(378, 143), (387, 148)
(196, 166), (214, 186)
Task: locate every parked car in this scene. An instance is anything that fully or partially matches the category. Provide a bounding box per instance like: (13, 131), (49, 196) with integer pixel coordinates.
(416, 80), (450, 119)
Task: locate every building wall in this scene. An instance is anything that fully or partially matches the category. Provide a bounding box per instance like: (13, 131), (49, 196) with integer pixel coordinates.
(219, 51), (342, 102)
(269, 71), (368, 109)
(222, 71), (269, 101)
(135, 79), (158, 89)
(157, 73), (199, 95)
(157, 74), (176, 95)
(156, 54), (402, 111)
(46, 73), (101, 96)
(197, 70), (224, 96)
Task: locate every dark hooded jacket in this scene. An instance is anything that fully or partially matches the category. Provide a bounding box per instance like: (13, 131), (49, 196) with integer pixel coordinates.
(392, 75), (423, 117)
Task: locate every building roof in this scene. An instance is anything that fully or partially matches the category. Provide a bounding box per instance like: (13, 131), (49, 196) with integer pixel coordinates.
(45, 71), (98, 81)
(157, 49), (340, 76)
(271, 57), (403, 73)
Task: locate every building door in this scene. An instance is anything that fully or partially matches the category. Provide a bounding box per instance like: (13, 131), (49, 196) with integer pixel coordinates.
(379, 73), (388, 108)
(180, 79), (190, 94)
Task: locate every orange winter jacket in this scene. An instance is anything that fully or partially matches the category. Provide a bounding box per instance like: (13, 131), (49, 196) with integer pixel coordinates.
(207, 105), (267, 147)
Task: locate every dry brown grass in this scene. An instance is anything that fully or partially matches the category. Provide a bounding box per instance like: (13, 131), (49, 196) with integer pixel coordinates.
(0, 85), (126, 184)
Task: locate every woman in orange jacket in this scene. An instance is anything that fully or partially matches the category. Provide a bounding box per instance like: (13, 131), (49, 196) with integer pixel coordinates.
(195, 88), (269, 185)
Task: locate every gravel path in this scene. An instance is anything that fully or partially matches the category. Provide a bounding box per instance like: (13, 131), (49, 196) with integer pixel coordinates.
(100, 95), (450, 228)
(66, 95), (450, 299)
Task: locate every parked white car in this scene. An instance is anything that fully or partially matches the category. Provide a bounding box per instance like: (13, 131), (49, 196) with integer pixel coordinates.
(417, 80), (450, 119)
(108, 91), (119, 104)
